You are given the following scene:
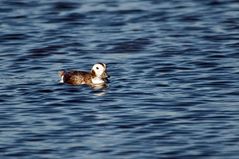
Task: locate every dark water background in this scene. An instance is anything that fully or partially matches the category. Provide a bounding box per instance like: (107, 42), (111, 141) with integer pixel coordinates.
(1, 0), (239, 158)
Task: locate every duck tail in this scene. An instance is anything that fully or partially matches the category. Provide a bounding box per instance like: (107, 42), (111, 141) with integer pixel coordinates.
(58, 70), (65, 83)
(58, 70), (65, 77)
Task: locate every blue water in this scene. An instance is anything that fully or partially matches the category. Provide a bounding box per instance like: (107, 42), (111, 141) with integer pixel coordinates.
(1, 0), (239, 158)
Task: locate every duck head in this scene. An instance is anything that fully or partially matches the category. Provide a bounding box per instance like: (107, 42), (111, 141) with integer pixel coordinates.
(91, 63), (110, 82)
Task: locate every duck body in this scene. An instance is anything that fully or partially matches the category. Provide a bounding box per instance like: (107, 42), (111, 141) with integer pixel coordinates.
(59, 63), (109, 86)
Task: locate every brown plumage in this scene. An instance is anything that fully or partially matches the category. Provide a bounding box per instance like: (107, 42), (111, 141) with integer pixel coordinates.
(59, 71), (94, 85)
(58, 63), (109, 86)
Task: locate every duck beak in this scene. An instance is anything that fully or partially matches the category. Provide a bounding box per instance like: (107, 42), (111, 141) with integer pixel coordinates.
(102, 72), (110, 83)
(103, 71), (110, 78)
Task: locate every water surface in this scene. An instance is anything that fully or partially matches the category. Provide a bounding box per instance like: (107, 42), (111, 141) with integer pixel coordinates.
(1, 0), (239, 158)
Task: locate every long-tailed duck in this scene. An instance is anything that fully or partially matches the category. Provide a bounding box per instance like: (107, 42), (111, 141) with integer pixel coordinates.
(59, 63), (110, 86)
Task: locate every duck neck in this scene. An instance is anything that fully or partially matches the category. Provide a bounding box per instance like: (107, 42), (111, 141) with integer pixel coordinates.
(91, 77), (104, 84)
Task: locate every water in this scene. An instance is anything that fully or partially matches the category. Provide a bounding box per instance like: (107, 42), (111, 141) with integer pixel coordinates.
(1, 0), (239, 158)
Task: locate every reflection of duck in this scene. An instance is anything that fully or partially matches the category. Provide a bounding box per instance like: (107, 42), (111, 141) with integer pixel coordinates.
(58, 63), (110, 87)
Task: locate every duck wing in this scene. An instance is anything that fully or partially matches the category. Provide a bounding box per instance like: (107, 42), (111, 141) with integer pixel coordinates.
(63, 71), (90, 85)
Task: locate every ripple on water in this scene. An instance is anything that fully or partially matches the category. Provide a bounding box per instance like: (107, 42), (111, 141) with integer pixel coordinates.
(104, 37), (152, 53)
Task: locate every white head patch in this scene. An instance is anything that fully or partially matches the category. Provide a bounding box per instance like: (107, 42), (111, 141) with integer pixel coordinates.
(92, 63), (106, 77)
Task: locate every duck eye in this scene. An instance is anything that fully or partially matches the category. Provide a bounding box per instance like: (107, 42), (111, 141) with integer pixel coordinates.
(96, 67), (99, 70)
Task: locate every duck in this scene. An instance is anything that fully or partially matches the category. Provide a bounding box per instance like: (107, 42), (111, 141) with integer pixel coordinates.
(58, 63), (110, 86)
